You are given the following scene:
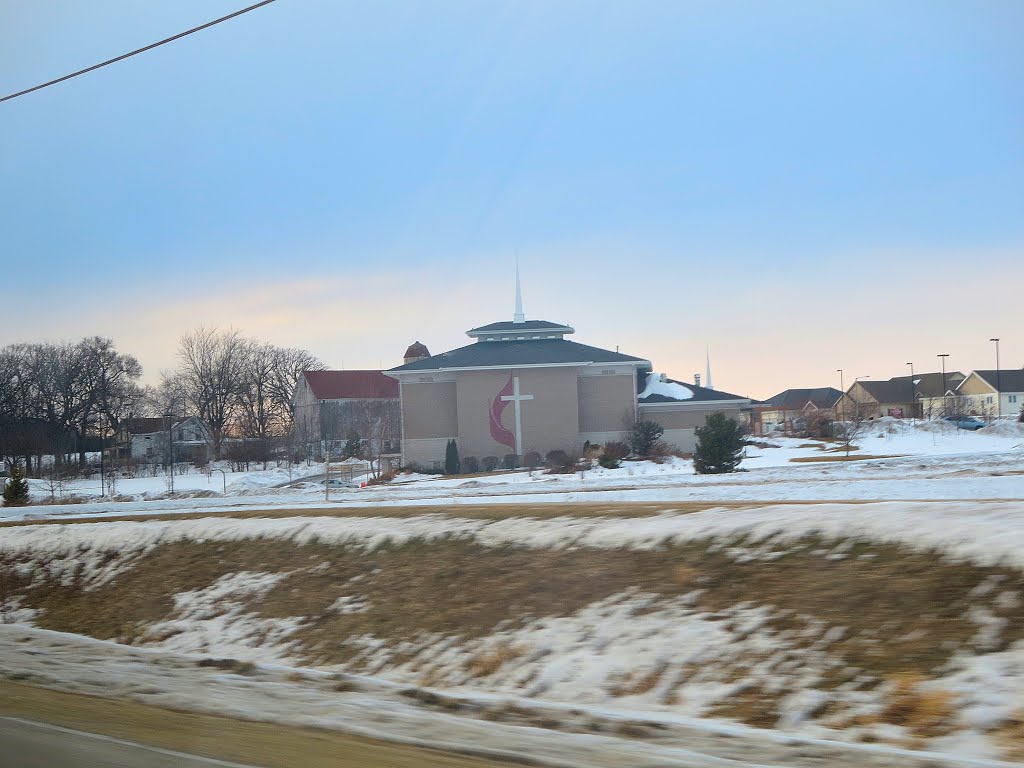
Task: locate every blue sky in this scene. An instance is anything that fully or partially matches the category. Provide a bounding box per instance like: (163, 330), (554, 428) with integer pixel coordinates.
(1, 1), (1022, 397)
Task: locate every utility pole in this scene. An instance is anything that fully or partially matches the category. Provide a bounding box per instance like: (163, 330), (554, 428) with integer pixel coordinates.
(99, 421), (106, 497)
(990, 338), (1001, 418)
(907, 362), (915, 423)
(837, 369), (844, 419)
(938, 354), (950, 418)
(164, 411), (175, 493)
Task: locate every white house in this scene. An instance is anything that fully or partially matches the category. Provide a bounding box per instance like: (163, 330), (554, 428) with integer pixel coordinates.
(116, 416), (212, 462)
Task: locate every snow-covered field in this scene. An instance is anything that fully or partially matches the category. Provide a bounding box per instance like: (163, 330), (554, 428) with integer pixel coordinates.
(3, 501), (1024, 763)
(4, 419), (1022, 523)
(2, 420), (1023, 766)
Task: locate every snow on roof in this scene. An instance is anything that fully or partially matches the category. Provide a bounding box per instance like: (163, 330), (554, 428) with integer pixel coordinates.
(639, 373), (694, 401)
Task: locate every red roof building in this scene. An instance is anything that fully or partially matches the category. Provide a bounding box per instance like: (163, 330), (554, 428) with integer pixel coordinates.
(301, 370), (399, 400)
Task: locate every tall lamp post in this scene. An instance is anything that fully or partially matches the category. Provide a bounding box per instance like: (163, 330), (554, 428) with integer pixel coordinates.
(990, 338), (1001, 418)
(837, 369), (845, 419)
(937, 354), (950, 418)
(907, 362), (915, 423)
(164, 412), (175, 494)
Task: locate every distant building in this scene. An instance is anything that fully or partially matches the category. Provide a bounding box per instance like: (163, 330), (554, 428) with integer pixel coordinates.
(292, 368), (404, 458)
(637, 374), (753, 450)
(753, 387), (842, 434)
(837, 372), (965, 420)
(956, 370), (1024, 419)
(113, 416), (212, 463)
(384, 277), (753, 468)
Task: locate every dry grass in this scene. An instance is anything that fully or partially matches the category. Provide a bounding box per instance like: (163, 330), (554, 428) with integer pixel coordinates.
(464, 643), (525, 678)
(878, 673), (955, 739)
(993, 711), (1024, 763)
(0, 501), (736, 528)
(610, 663), (668, 697)
(709, 685), (784, 729)
(9, 534), (1023, 681)
(6, 527), (1024, 733)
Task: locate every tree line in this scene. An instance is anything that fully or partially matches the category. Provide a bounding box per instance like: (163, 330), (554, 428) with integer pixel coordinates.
(0, 328), (324, 473)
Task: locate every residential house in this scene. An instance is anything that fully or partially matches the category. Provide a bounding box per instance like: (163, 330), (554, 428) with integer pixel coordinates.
(837, 372), (965, 420)
(955, 370), (1024, 419)
(113, 416), (212, 463)
(753, 387), (841, 434)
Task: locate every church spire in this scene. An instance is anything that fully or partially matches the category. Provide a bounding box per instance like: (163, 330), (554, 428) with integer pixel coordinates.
(705, 346), (714, 390)
(513, 258), (525, 324)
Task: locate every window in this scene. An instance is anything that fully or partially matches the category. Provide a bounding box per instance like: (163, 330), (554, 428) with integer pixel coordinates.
(985, 396), (993, 405)
(1010, 395), (1018, 404)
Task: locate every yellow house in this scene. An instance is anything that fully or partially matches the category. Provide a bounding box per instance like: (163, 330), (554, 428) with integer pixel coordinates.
(955, 370), (1024, 419)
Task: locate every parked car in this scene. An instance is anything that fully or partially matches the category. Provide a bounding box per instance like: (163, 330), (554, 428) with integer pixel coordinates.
(942, 416), (986, 431)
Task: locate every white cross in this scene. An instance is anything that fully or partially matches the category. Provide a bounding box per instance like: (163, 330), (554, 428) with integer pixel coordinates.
(500, 376), (534, 457)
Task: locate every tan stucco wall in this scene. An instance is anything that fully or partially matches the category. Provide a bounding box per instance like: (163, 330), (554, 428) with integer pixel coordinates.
(401, 381), (457, 440)
(640, 403), (747, 431)
(454, 367), (582, 459)
(578, 374), (635, 433)
(640, 403), (749, 450)
(661, 428), (697, 452)
(401, 438), (452, 469)
(397, 364), (641, 465)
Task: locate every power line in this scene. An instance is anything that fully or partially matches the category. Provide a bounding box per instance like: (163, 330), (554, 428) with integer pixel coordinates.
(0, 0), (277, 104)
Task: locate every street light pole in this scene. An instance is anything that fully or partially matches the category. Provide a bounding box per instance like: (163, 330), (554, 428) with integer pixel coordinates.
(99, 421), (105, 497)
(990, 338), (1001, 418)
(937, 354), (950, 418)
(164, 412), (175, 493)
(907, 362), (915, 423)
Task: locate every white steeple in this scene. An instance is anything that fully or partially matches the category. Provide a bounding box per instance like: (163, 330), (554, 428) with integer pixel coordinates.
(513, 258), (526, 324)
(705, 346), (714, 390)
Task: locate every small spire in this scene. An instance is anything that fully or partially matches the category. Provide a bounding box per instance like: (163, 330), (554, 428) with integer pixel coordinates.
(513, 257), (525, 324)
(705, 346), (714, 390)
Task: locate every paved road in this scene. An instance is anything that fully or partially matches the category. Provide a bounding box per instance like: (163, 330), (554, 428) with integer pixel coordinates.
(0, 717), (261, 768)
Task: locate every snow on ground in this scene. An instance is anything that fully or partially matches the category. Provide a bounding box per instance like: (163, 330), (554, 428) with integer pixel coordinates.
(4, 501), (1024, 572)
(24, 461), (325, 502)
(139, 571), (302, 663)
(4, 419), (1022, 524)
(4, 498), (1024, 762)
(1, 623), (1019, 768)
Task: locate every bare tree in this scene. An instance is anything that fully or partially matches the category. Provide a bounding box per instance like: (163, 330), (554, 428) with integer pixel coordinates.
(353, 399), (399, 479)
(835, 402), (868, 458)
(268, 346), (325, 432)
(175, 328), (247, 459)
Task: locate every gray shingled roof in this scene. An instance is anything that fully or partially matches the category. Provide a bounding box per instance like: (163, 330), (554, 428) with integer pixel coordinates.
(854, 372), (964, 403)
(763, 387), (842, 410)
(968, 370), (1024, 393)
(467, 319), (574, 334)
(638, 374), (750, 404)
(387, 338), (649, 372)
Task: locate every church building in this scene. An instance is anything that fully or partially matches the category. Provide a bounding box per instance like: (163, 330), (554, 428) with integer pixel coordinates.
(385, 277), (751, 469)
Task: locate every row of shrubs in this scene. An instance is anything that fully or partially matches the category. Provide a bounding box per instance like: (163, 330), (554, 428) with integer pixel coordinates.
(401, 415), (746, 478)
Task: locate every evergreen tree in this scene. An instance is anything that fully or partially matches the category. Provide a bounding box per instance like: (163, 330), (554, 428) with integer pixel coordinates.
(693, 413), (745, 474)
(628, 420), (664, 457)
(444, 440), (461, 475)
(342, 431), (362, 459)
(2, 465), (30, 507)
